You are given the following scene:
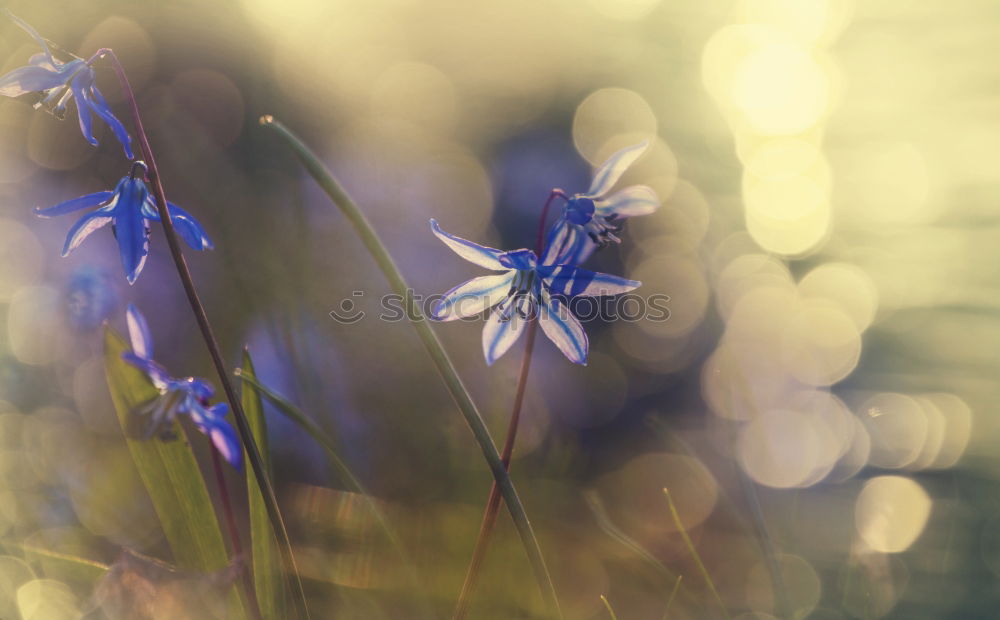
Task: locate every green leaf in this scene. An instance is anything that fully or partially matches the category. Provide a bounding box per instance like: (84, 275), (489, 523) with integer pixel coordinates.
(103, 327), (245, 617)
(241, 350), (285, 618)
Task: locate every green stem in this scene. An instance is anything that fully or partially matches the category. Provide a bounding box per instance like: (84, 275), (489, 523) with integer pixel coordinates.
(98, 50), (308, 619)
(234, 368), (429, 600)
(259, 115), (563, 619)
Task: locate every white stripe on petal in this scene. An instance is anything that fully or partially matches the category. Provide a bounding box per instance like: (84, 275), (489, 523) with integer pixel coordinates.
(433, 272), (515, 321)
(587, 140), (650, 198)
(125, 304), (154, 360)
(596, 185), (659, 218)
(540, 265), (641, 297)
(481, 296), (530, 365)
(430, 219), (505, 270)
(539, 296), (588, 365)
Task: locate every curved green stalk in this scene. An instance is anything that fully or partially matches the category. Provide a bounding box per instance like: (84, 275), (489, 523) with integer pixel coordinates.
(234, 368), (426, 594)
(259, 116), (562, 619)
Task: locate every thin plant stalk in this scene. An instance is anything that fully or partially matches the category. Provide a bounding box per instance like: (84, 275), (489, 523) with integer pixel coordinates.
(92, 50), (309, 619)
(662, 488), (729, 619)
(209, 445), (262, 620)
(452, 189), (562, 618)
(662, 575), (682, 620)
(234, 367), (435, 615)
(259, 115), (563, 619)
(600, 595), (619, 620)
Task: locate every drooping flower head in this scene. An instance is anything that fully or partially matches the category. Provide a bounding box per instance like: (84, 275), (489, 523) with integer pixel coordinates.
(0, 10), (133, 158)
(122, 304), (242, 468)
(542, 140), (660, 266)
(34, 161), (214, 284)
(429, 219), (640, 365)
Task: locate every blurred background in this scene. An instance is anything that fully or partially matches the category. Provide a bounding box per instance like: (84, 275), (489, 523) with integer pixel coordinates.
(0, 0), (997, 617)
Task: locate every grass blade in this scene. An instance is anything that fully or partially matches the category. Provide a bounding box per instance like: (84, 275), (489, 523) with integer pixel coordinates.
(103, 327), (245, 616)
(600, 595), (619, 620)
(259, 115), (562, 618)
(662, 488), (728, 619)
(241, 351), (285, 619)
(234, 368), (435, 613)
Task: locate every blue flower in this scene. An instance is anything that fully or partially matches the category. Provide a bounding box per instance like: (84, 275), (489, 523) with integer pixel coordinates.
(34, 161), (214, 285)
(542, 140), (659, 266)
(0, 10), (133, 158)
(65, 265), (117, 330)
(121, 304), (242, 468)
(430, 219), (640, 365)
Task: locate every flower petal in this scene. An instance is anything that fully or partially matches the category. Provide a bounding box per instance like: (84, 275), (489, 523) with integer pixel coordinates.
(61, 207), (114, 256)
(125, 303), (154, 360)
(432, 272), (515, 321)
(190, 402), (243, 469)
(112, 178), (151, 285)
(86, 83), (134, 159)
(587, 140), (649, 198)
(539, 218), (596, 267)
(165, 201), (214, 250)
(481, 295), (531, 365)
(538, 265), (641, 297)
(121, 352), (171, 391)
(71, 75), (97, 147)
(596, 185), (659, 218)
(34, 191), (114, 217)
(430, 219), (505, 270)
(0, 64), (65, 97)
(538, 295), (588, 365)
(6, 11), (57, 65)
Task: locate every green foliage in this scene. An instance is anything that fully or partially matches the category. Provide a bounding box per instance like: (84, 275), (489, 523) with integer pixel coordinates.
(241, 350), (286, 618)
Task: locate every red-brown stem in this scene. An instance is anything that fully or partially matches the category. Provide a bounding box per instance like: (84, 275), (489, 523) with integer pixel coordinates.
(95, 49), (309, 618)
(209, 446), (262, 620)
(452, 189), (565, 619)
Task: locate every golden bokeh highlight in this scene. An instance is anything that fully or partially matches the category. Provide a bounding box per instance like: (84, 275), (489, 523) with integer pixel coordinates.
(572, 88), (658, 165)
(855, 476), (932, 553)
(0, 219), (45, 302)
(745, 553), (822, 617)
(16, 578), (79, 620)
(861, 393), (928, 470)
(7, 286), (72, 366)
(798, 262), (879, 331)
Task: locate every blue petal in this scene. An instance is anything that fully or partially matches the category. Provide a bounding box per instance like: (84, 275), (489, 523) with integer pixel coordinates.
(432, 272), (515, 321)
(87, 83), (134, 159)
(125, 303), (154, 360)
(497, 249), (537, 271)
(61, 206), (115, 256)
(0, 64), (66, 97)
(430, 219), (505, 270)
(539, 219), (594, 267)
(587, 140), (649, 198)
(165, 201), (214, 250)
(5, 11), (57, 66)
(538, 265), (641, 297)
(538, 294), (588, 365)
(70, 73), (97, 147)
(113, 178), (152, 285)
(481, 295), (531, 365)
(190, 402), (243, 469)
(121, 352), (171, 391)
(596, 185), (659, 218)
(34, 191), (113, 217)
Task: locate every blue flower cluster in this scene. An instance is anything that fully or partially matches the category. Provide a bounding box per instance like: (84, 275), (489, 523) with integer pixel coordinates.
(431, 141), (659, 365)
(3, 12), (237, 466)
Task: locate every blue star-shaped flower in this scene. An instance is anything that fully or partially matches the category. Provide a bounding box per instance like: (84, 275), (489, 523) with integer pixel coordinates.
(0, 10), (133, 158)
(34, 161), (214, 285)
(430, 219), (640, 365)
(542, 140), (660, 266)
(122, 304), (242, 468)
